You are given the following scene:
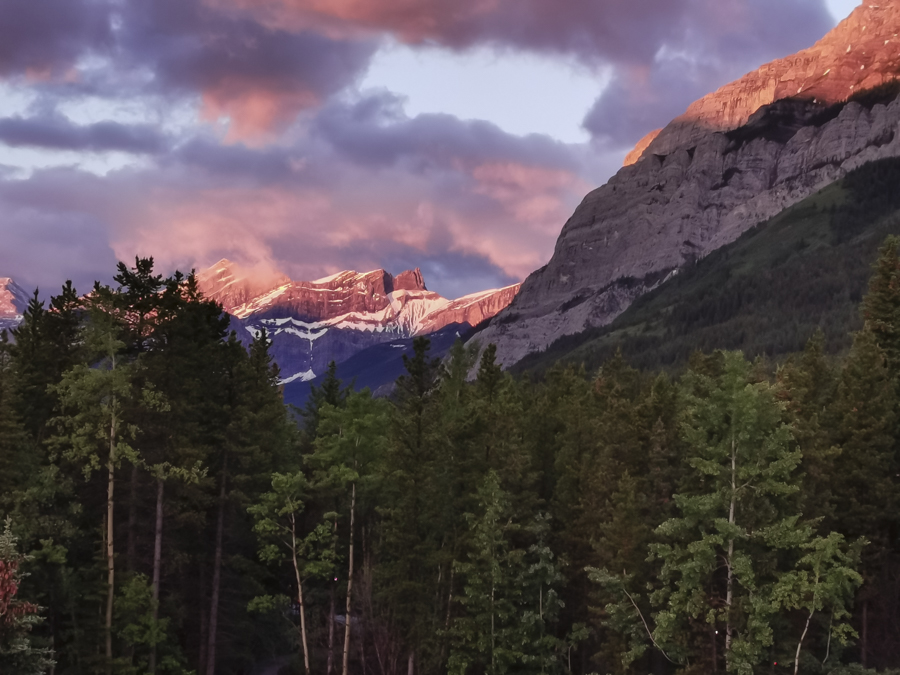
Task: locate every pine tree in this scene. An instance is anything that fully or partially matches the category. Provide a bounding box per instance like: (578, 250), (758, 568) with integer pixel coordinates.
(448, 472), (566, 675)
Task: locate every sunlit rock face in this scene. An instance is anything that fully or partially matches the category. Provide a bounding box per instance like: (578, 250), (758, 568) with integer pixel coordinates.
(639, 2), (900, 160)
(0, 277), (29, 332)
(477, 2), (900, 367)
(198, 260), (519, 384)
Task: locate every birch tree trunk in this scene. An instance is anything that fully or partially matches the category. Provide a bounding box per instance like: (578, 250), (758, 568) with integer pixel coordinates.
(206, 458), (227, 675)
(150, 477), (164, 674)
(342, 480), (357, 675)
(290, 513), (311, 675)
(725, 438), (737, 658)
(105, 399), (117, 675)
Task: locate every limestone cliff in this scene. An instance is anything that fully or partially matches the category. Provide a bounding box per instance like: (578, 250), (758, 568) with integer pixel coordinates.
(476, 2), (900, 367)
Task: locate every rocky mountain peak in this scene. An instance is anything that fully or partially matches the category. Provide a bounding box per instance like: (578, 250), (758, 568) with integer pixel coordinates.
(392, 268), (427, 292)
(629, 1), (900, 163)
(0, 277), (29, 330)
(196, 259), (291, 312)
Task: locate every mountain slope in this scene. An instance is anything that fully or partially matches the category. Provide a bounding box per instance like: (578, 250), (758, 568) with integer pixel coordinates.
(513, 157), (900, 375)
(475, 2), (900, 367)
(0, 277), (29, 331)
(198, 260), (519, 384)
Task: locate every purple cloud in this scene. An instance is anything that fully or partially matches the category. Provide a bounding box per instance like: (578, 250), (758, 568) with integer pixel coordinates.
(0, 114), (168, 154)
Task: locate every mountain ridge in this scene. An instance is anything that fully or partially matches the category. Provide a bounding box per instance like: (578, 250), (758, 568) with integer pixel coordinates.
(474, 1), (900, 368)
(196, 259), (520, 386)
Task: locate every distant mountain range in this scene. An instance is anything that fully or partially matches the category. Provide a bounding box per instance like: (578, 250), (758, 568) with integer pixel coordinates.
(196, 259), (519, 388)
(0, 261), (517, 400)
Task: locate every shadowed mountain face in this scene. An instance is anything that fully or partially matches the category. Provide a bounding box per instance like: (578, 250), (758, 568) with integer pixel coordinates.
(475, 1), (900, 368)
(198, 259), (519, 384)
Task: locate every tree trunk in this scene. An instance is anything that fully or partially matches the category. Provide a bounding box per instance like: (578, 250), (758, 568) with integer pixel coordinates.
(862, 600), (868, 669)
(725, 438), (737, 658)
(206, 459), (227, 675)
(198, 563), (208, 675)
(343, 481), (357, 675)
(150, 477), (164, 674)
(128, 464), (139, 570)
(106, 405), (117, 674)
(407, 651), (414, 675)
(794, 610), (814, 675)
(328, 516), (337, 675)
(290, 513), (311, 675)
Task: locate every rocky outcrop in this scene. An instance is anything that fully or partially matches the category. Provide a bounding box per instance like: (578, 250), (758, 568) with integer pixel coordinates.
(197, 260), (519, 384)
(415, 284), (521, 336)
(0, 277), (28, 331)
(477, 89), (900, 366)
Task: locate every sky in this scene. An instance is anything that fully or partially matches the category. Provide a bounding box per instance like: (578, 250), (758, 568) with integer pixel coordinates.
(0, 0), (861, 299)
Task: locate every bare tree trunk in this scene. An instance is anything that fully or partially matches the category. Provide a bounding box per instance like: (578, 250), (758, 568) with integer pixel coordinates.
(711, 623), (718, 673)
(198, 564), (208, 675)
(328, 517), (337, 675)
(725, 439), (737, 659)
(862, 601), (868, 669)
(290, 514), (311, 675)
(407, 651), (414, 675)
(794, 610), (814, 675)
(206, 459), (227, 675)
(128, 464), (139, 570)
(343, 481), (357, 675)
(150, 477), (164, 674)
(106, 405), (117, 675)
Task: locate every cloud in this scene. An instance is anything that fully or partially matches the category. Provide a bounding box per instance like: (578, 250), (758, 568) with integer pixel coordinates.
(0, 114), (168, 154)
(0, 0), (112, 80)
(0, 94), (600, 298)
(583, 0), (833, 147)
(313, 90), (579, 172)
(116, 0), (377, 140)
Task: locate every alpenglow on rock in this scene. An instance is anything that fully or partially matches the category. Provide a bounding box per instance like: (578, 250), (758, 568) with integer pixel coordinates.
(198, 260), (519, 385)
(0, 277), (29, 331)
(475, 1), (900, 368)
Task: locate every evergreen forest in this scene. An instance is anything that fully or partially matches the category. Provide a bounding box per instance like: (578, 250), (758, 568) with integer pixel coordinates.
(3, 237), (900, 675)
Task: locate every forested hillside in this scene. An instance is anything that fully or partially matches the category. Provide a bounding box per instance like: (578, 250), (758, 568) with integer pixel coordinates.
(514, 157), (900, 376)
(2, 246), (900, 674)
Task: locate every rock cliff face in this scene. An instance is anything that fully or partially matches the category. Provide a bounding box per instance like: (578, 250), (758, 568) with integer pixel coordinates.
(198, 260), (519, 383)
(477, 1), (900, 367)
(0, 277), (28, 331)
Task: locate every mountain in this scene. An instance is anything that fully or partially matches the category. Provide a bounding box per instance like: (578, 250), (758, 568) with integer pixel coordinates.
(0, 277), (29, 331)
(514, 156), (900, 376)
(476, 2), (900, 367)
(282, 323), (469, 410)
(198, 259), (519, 385)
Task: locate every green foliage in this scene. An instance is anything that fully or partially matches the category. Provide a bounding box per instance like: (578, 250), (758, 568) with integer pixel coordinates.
(5, 240), (900, 674)
(0, 519), (54, 675)
(448, 472), (566, 675)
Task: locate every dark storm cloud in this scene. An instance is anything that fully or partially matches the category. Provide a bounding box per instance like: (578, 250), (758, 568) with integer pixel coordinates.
(0, 114), (168, 154)
(0, 0), (112, 78)
(112, 0), (377, 137)
(226, 0), (833, 68)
